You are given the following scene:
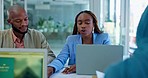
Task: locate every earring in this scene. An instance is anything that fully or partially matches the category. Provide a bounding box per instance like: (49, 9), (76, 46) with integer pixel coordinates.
(92, 27), (94, 33)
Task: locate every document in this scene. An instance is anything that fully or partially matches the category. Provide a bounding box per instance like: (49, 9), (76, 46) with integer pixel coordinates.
(50, 68), (93, 78)
(96, 71), (104, 78)
(0, 57), (14, 78)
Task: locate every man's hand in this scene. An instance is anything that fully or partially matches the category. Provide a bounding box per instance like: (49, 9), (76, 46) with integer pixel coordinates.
(62, 64), (76, 74)
(48, 67), (54, 78)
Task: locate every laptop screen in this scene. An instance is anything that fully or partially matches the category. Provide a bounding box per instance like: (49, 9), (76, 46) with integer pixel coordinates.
(76, 44), (123, 75)
(0, 48), (47, 78)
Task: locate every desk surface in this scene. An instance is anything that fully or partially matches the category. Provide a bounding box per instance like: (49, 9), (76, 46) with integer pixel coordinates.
(50, 68), (104, 78)
(50, 73), (96, 78)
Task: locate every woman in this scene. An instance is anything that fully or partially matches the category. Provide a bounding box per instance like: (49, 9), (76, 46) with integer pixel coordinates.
(48, 10), (111, 77)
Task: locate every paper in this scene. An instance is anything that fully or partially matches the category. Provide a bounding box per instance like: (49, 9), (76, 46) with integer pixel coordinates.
(0, 57), (14, 78)
(96, 71), (104, 78)
(50, 68), (93, 78)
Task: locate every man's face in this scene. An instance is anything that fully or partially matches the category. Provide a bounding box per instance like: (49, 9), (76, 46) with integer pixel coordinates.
(8, 9), (29, 34)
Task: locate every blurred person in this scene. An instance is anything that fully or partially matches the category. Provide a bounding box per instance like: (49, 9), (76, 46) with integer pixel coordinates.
(104, 6), (148, 78)
(0, 4), (56, 63)
(47, 10), (111, 77)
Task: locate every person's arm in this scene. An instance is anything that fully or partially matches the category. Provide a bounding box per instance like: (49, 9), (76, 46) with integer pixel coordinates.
(48, 36), (72, 72)
(39, 32), (56, 63)
(48, 42), (70, 72)
(29, 29), (56, 63)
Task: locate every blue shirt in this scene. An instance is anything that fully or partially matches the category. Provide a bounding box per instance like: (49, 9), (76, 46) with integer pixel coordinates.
(48, 33), (111, 72)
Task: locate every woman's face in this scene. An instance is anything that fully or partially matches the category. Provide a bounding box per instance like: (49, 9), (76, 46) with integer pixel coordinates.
(77, 13), (94, 37)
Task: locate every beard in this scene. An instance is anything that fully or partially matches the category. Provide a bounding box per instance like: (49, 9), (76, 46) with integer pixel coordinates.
(12, 24), (28, 35)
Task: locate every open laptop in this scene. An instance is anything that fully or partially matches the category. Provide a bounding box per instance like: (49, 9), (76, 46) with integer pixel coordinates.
(76, 44), (123, 75)
(0, 48), (47, 78)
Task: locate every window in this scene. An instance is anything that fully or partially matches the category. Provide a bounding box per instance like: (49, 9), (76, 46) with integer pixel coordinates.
(100, 0), (121, 45)
(3, 0), (144, 56)
(27, 0), (89, 55)
(129, 0), (148, 53)
(3, 0), (89, 55)
(4, 0), (24, 29)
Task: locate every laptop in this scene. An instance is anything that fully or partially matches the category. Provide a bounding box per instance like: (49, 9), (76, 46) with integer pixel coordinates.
(76, 44), (123, 75)
(0, 48), (47, 78)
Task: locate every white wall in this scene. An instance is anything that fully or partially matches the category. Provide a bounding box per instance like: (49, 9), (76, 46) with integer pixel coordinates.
(0, 0), (4, 30)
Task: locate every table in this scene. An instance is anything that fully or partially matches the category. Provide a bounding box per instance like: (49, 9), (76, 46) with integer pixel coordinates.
(50, 73), (97, 78)
(50, 68), (104, 78)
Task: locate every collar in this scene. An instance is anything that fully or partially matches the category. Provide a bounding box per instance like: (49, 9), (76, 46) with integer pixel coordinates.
(12, 31), (21, 43)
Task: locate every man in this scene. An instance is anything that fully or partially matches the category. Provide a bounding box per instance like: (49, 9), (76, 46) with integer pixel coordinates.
(0, 4), (56, 63)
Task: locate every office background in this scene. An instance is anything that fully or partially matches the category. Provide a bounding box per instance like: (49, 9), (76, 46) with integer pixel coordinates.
(0, 0), (147, 56)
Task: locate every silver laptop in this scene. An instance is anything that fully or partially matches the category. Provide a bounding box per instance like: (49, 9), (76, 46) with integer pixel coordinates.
(0, 48), (47, 78)
(76, 44), (123, 75)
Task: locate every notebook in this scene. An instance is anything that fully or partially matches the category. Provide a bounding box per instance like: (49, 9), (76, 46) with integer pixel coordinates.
(76, 44), (123, 75)
(0, 48), (47, 78)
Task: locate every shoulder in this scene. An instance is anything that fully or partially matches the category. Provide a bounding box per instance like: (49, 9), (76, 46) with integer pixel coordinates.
(26, 29), (46, 40)
(0, 29), (11, 36)
(94, 33), (110, 40)
(65, 35), (80, 44)
(95, 33), (109, 37)
(27, 28), (44, 36)
(93, 33), (111, 44)
(66, 35), (80, 41)
(28, 28), (42, 34)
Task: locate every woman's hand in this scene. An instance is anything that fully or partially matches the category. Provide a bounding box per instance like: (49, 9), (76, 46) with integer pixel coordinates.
(47, 67), (54, 78)
(62, 64), (76, 74)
